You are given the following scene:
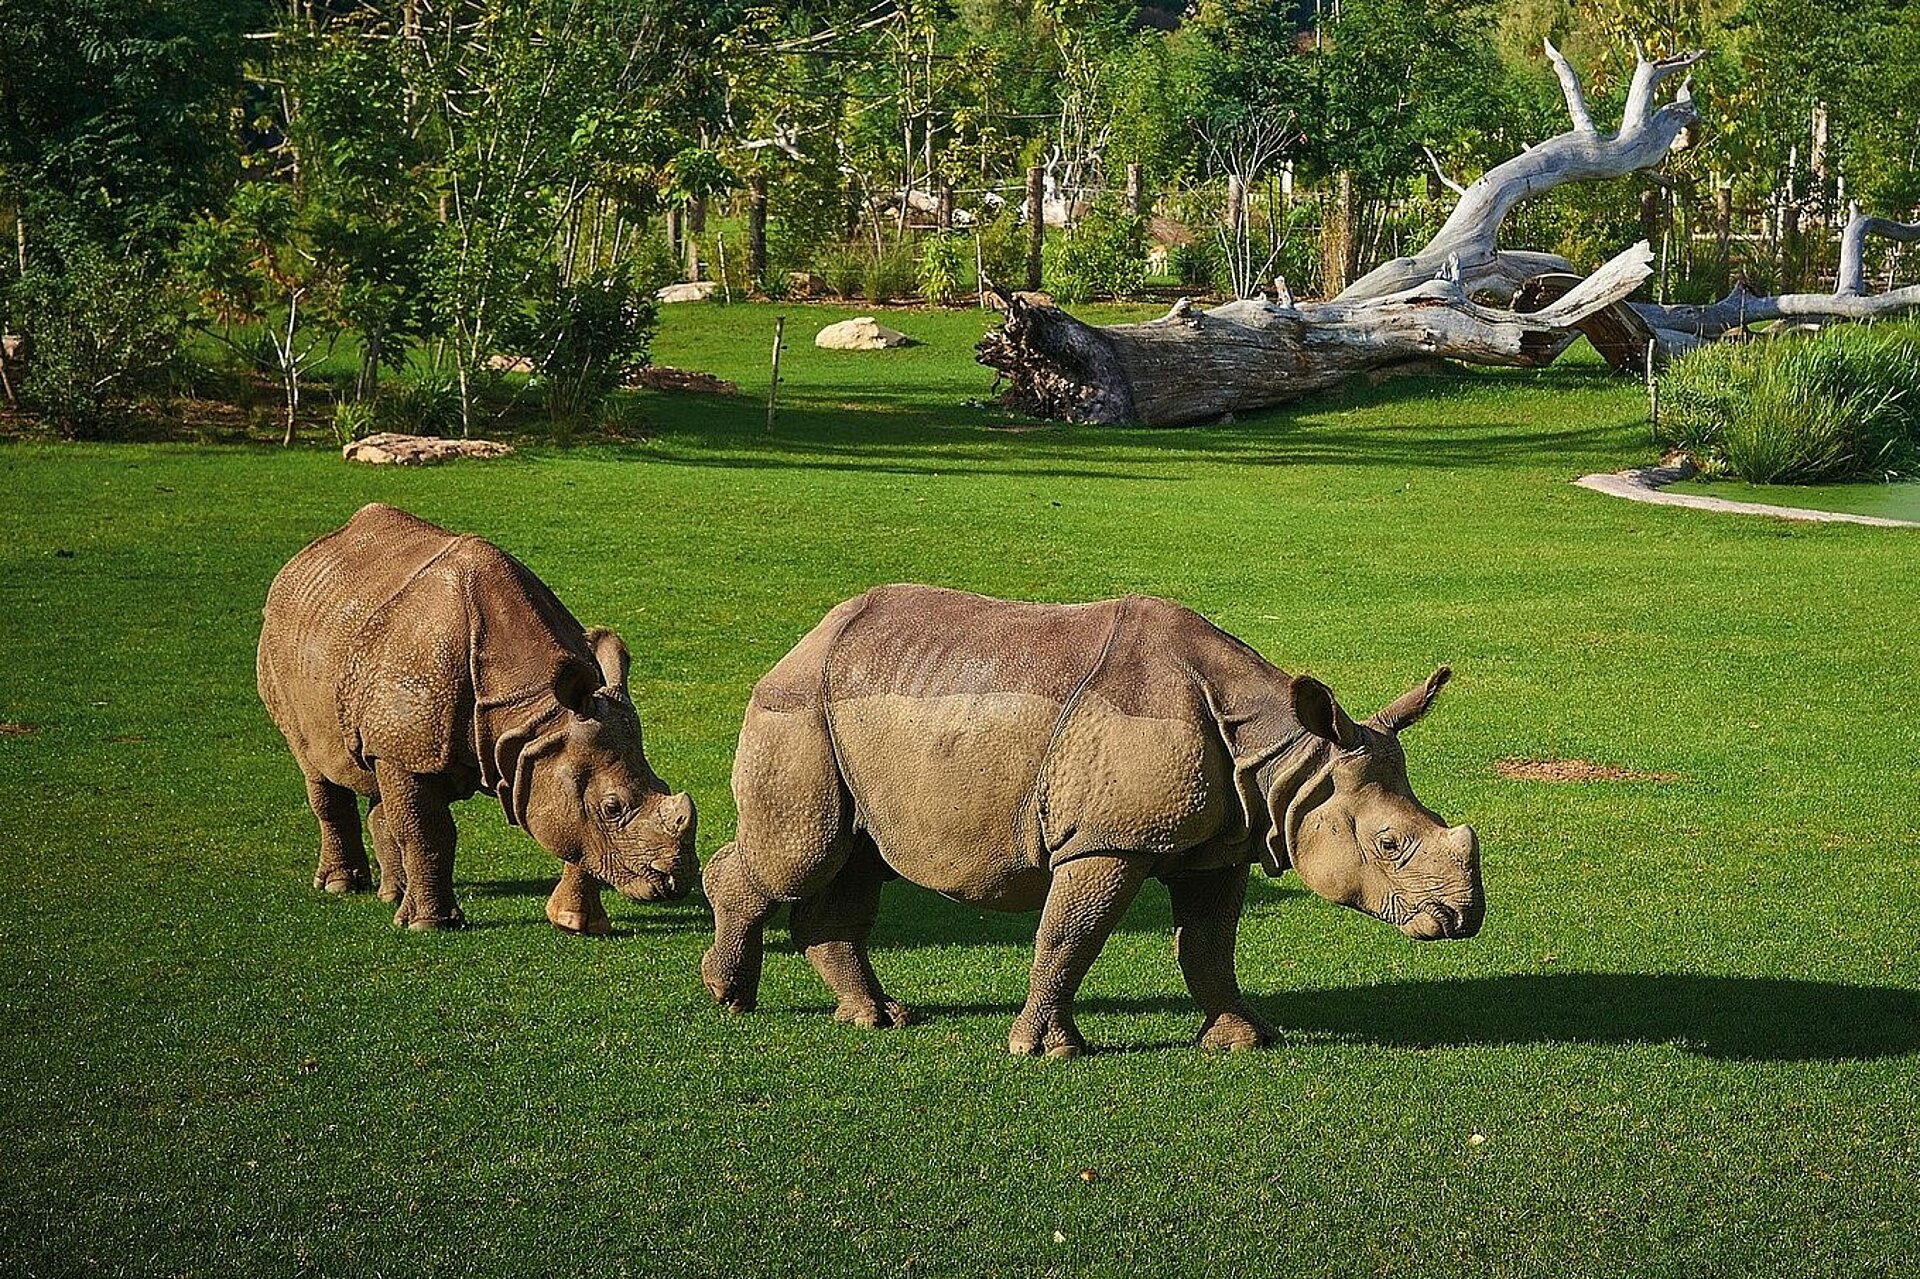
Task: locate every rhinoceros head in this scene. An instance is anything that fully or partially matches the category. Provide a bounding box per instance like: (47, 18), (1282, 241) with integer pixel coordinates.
(1276, 667), (1482, 941)
(510, 628), (698, 902)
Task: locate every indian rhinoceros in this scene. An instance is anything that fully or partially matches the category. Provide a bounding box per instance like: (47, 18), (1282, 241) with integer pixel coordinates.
(702, 584), (1481, 1057)
(257, 503), (697, 933)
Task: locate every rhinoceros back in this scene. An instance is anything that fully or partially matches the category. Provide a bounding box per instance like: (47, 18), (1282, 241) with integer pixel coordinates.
(258, 503), (588, 791)
(810, 585), (1244, 899)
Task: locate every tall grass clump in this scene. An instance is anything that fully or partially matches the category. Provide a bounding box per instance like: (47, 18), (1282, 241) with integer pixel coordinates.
(1656, 322), (1920, 483)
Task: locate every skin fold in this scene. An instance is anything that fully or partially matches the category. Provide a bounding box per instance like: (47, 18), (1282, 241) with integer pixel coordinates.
(257, 503), (696, 933)
(705, 584), (1482, 1056)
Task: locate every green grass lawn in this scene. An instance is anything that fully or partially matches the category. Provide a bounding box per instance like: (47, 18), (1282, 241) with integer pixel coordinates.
(3, 302), (1917, 1278)
(1668, 475), (1920, 523)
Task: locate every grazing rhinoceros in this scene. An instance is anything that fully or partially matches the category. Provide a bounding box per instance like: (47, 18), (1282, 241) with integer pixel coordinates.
(702, 584), (1481, 1057)
(257, 503), (697, 933)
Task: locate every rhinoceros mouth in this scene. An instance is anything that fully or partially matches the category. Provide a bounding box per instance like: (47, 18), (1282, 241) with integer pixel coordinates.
(607, 859), (693, 902)
(1398, 900), (1478, 941)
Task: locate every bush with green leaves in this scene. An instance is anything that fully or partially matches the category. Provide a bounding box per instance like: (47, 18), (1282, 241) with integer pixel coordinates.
(916, 233), (970, 306)
(509, 273), (657, 424)
(1656, 323), (1920, 483)
(375, 368), (462, 437)
(973, 205), (1026, 293)
(1044, 205), (1147, 304)
(816, 243), (869, 301)
(6, 238), (182, 436)
(862, 245), (917, 304)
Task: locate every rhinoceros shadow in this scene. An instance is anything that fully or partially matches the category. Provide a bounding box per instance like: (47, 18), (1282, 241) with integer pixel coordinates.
(918, 974), (1920, 1062)
(1250, 972), (1920, 1062)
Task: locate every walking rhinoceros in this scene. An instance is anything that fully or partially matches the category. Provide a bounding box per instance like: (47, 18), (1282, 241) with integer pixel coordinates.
(258, 503), (697, 933)
(702, 584), (1481, 1057)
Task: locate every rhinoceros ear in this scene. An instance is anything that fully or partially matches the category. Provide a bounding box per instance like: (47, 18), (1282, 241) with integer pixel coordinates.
(1370, 666), (1452, 734)
(584, 626), (631, 695)
(553, 654), (601, 715)
(1290, 675), (1364, 750)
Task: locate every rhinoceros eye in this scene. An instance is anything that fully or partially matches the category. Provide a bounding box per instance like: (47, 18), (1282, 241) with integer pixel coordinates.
(598, 793), (629, 824)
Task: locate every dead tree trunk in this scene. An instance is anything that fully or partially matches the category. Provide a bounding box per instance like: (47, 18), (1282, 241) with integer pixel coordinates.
(979, 245), (1654, 426)
(978, 41), (1698, 427)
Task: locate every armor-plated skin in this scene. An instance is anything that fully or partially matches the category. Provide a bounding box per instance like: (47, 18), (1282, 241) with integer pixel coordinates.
(258, 504), (696, 933)
(703, 584), (1481, 1056)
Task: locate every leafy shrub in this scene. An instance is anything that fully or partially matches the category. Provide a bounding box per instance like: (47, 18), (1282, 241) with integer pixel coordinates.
(510, 273), (656, 424)
(862, 245), (917, 304)
(331, 397), (377, 447)
(376, 368), (462, 436)
(974, 205), (1027, 292)
(7, 240), (182, 436)
(1656, 323), (1920, 483)
(816, 242), (868, 301)
(1171, 242), (1218, 292)
(917, 233), (970, 306)
(1044, 205), (1146, 304)
(627, 233), (681, 301)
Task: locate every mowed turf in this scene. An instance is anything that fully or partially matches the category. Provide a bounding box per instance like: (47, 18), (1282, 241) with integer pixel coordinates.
(2, 302), (1917, 1278)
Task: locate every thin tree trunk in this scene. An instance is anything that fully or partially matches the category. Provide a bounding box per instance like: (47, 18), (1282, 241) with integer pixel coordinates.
(1025, 165), (1044, 292)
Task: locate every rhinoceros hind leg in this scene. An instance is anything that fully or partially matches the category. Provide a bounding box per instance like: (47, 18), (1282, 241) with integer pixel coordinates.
(1009, 854), (1148, 1060)
(791, 841), (909, 1029)
(1168, 864), (1275, 1051)
(702, 841), (775, 1013)
(305, 775), (372, 894)
(366, 797), (405, 903)
(546, 861), (612, 936)
(375, 763), (465, 931)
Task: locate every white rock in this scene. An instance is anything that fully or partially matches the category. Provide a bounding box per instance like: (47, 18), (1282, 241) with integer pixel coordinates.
(343, 433), (513, 466)
(654, 281), (720, 304)
(814, 316), (913, 351)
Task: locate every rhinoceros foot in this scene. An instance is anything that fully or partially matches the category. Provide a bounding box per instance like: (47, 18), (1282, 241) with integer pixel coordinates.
(701, 948), (757, 1014)
(546, 905), (612, 936)
(834, 998), (913, 1029)
(1008, 1009), (1086, 1060)
(1198, 1005), (1277, 1053)
(394, 897), (466, 932)
(313, 866), (371, 894)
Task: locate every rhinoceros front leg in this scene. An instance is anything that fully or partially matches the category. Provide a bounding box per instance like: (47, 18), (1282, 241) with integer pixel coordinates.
(1010, 854), (1148, 1059)
(366, 797), (405, 904)
(546, 861), (611, 937)
(305, 775), (371, 894)
(701, 841), (775, 1013)
(1168, 864), (1276, 1052)
(373, 762), (465, 931)
(791, 845), (909, 1029)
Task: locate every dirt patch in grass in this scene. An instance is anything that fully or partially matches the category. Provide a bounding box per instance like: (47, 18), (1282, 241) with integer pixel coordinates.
(629, 365), (738, 396)
(1497, 758), (1680, 783)
(0, 722), (38, 736)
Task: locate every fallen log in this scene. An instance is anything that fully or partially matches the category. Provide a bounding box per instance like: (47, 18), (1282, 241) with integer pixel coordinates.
(978, 244), (1654, 426)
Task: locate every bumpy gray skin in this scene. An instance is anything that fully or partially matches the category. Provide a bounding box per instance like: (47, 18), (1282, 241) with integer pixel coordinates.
(703, 585), (1482, 1056)
(258, 503), (696, 933)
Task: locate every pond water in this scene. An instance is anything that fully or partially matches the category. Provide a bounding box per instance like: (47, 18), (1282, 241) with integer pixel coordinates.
(1665, 478), (1920, 523)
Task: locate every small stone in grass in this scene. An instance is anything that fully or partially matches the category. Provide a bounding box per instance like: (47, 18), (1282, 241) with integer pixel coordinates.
(1468, 1132), (1487, 1147)
(1052, 1231), (1067, 1245)
(1078, 1168), (1097, 1184)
